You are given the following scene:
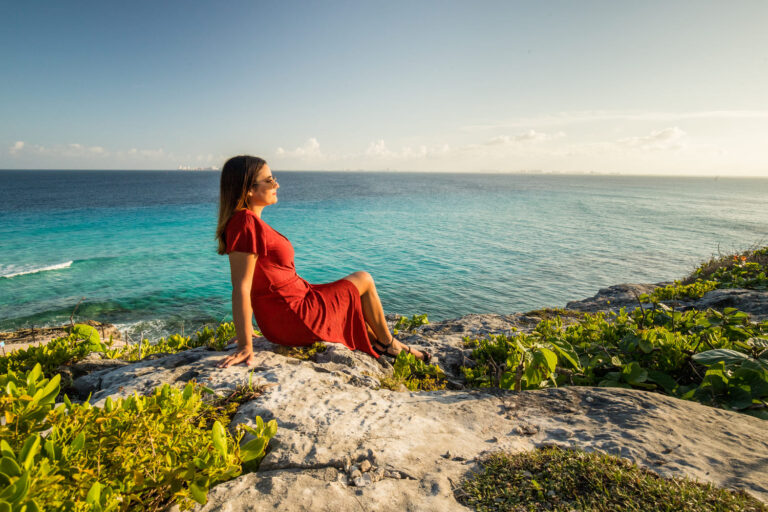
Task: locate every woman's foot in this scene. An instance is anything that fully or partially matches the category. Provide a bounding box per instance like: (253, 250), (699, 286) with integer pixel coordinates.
(372, 336), (431, 363)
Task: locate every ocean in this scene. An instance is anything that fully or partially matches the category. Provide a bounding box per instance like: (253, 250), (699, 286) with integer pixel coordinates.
(1, 170), (766, 340)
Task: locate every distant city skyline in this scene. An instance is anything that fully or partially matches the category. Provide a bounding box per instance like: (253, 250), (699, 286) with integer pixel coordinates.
(2, 1), (766, 175)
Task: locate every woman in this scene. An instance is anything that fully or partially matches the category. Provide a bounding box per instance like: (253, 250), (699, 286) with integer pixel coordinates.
(215, 155), (430, 368)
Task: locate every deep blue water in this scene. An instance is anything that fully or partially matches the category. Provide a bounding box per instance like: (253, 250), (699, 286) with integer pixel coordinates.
(1, 170), (767, 339)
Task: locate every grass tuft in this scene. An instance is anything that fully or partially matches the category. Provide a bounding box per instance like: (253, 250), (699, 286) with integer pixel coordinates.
(457, 446), (767, 512)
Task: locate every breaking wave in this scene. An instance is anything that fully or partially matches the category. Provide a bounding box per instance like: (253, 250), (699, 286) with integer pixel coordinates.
(0, 261), (74, 279)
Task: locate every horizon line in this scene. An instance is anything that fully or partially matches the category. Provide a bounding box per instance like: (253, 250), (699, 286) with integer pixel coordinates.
(1, 168), (768, 178)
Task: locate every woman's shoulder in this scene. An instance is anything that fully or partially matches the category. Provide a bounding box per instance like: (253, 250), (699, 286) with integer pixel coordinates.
(228, 209), (265, 229)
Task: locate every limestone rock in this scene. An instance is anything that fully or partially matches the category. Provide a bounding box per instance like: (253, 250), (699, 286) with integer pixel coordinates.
(72, 325), (768, 511)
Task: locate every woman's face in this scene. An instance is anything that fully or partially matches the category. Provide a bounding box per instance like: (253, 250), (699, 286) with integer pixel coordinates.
(247, 164), (279, 208)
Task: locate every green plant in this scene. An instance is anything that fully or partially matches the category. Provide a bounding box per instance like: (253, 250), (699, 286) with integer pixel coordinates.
(457, 446), (768, 511)
(273, 342), (327, 360)
(0, 364), (277, 511)
(0, 324), (105, 375)
(461, 306), (768, 418)
(640, 280), (719, 303)
(393, 314), (428, 335)
(194, 322), (239, 351)
(380, 351), (446, 391)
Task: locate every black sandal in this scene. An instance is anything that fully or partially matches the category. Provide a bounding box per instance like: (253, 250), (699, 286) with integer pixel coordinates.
(372, 336), (399, 358)
(373, 337), (432, 363)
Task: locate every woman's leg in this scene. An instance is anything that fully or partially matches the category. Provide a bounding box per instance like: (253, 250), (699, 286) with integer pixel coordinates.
(343, 271), (427, 360)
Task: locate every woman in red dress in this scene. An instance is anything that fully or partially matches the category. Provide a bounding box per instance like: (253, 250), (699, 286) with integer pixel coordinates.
(215, 155), (431, 368)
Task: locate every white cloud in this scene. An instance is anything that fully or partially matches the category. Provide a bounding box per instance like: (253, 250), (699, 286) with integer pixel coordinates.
(124, 147), (165, 158)
(364, 140), (450, 160)
(485, 130), (564, 145)
(617, 127), (686, 151)
(9, 141), (24, 154)
(463, 110), (768, 131)
(275, 138), (323, 159)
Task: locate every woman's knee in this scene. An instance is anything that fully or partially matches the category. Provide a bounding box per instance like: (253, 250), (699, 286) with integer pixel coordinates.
(345, 271), (374, 292)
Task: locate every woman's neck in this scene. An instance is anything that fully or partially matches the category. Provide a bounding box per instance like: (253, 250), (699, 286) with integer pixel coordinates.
(247, 205), (264, 218)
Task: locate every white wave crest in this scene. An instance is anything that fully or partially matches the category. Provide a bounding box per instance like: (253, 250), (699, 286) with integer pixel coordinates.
(0, 261), (74, 279)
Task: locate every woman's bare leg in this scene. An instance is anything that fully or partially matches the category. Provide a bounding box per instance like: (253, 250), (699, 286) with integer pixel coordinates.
(343, 271), (427, 360)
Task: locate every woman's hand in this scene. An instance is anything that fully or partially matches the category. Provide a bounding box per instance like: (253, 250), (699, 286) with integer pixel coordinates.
(217, 348), (257, 368)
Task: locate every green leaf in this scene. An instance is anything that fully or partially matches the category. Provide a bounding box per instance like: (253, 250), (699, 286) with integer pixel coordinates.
(693, 349), (751, 366)
(728, 385), (754, 410)
(638, 338), (653, 354)
(25, 500), (41, 512)
(212, 421), (227, 456)
(0, 458), (21, 478)
(241, 437), (267, 461)
(647, 371), (678, 395)
(26, 364), (42, 386)
(537, 347), (558, 373)
(732, 367), (768, 397)
(0, 442), (12, 459)
(19, 435), (40, 471)
(0, 472), (28, 503)
(189, 482), (208, 505)
(86, 481), (101, 505)
(72, 323), (101, 346)
(622, 362), (648, 385)
(71, 432), (85, 452)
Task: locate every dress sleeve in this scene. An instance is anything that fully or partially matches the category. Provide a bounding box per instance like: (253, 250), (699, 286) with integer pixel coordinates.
(225, 211), (268, 257)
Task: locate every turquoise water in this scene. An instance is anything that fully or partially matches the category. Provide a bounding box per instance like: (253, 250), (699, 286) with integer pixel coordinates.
(1, 170), (767, 339)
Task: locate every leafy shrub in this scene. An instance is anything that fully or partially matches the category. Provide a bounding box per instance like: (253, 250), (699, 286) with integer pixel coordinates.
(0, 364), (277, 511)
(638, 247), (768, 305)
(641, 280), (719, 302)
(380, 351), (446, 391)
(461, 307), (768, 418)
(393, 314), (428, 335)
(0, 324), (105, 375)
(194, 322), (240, 351)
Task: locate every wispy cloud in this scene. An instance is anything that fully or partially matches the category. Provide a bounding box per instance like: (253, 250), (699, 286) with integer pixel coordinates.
(275, 138), (323, 159)
(463, 110), (768, 131)
(9, 141), (25, 155)
(485, 130), (564, 145)
(617, 126), (687, 151)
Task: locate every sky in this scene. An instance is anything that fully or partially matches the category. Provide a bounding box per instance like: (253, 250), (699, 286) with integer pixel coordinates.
(1, 1), (767, 175)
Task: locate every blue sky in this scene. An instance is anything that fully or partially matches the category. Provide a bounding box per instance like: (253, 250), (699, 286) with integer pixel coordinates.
(2, 1), (766, 174)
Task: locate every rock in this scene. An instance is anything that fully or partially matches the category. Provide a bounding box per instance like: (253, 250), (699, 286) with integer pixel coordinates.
(66, 318), (768, 510)
(565, 284), (768, 321)
(566, 283), (662, 313)
(353, 473), (372, 487)
(359, 460), (371, 473)
(680, 289), (768, 320)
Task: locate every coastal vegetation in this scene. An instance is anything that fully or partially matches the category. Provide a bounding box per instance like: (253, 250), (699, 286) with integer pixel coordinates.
(0, 324), (276, 510)
(456, 446), (768, 511)
(462, 306), (768, 418)
(461, 246), (768, 419)
(393, 313), (429, 335)
(641, 246), (768, 303)
(380, 350), (447, 392)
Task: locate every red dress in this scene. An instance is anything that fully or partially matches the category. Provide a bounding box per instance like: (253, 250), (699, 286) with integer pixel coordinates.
(225, 209), (378, 358)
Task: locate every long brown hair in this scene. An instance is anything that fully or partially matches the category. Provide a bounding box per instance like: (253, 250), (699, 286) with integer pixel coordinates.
(216, 155), (267, 254)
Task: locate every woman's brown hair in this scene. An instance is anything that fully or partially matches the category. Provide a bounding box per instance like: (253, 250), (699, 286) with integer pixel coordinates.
(216, 155), (267, 254)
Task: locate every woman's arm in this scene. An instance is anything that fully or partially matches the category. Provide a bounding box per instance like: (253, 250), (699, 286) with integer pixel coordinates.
(217, 251), (258, 368)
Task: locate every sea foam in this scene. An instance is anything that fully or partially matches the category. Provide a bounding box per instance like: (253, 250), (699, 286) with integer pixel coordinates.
(0, 261), (73, 279)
